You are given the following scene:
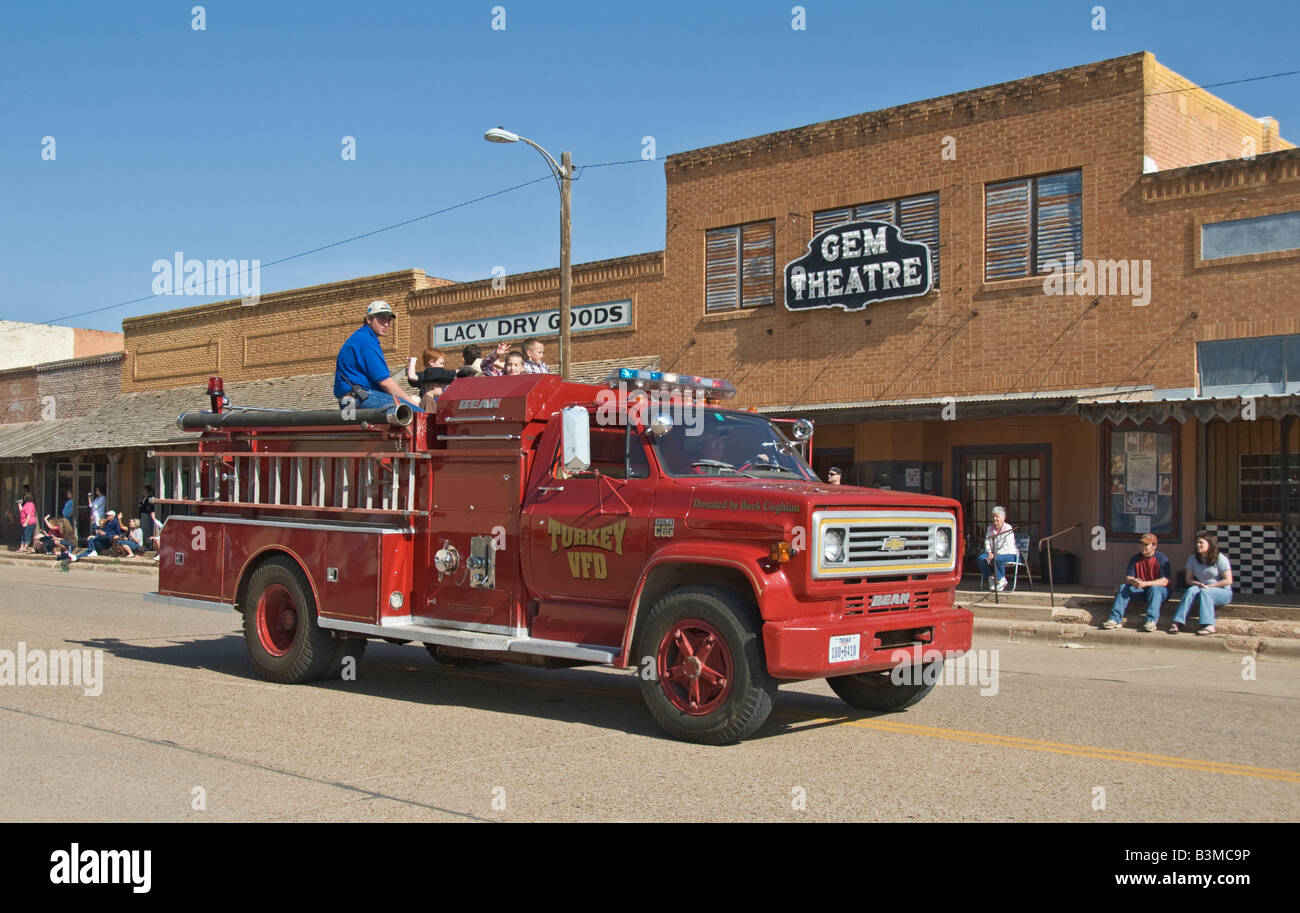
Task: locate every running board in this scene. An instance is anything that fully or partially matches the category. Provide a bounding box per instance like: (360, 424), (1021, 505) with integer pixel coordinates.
(318, 618), (620, 665)
(143, 592), (236, 613)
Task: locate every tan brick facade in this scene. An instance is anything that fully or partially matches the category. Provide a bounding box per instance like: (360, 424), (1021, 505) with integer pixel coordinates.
(120, 270), (449, 391)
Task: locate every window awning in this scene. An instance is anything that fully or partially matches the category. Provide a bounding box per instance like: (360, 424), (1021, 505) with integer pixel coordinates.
(1077, 393), (1300, 425)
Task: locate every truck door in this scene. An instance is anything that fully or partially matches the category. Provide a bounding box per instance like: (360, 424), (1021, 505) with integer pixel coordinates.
(523, 413), (654, 640)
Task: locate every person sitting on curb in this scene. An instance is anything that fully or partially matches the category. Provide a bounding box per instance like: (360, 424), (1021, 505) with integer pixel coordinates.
(1170, 531), (1233, 635)
(977, 506), (1017, 591)
(63, 510), (122, 563)
(1101, 533), (1171, 632)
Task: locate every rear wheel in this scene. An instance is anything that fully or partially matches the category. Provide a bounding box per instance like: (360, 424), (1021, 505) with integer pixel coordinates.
(634, 586), (775, 745)
(827, 663), (939, 712)
(243, 557), (337, 683)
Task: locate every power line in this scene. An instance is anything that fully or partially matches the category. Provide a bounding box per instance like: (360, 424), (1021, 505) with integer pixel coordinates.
(42, 158), (657, 326)
(1144, 68), (1300, 98)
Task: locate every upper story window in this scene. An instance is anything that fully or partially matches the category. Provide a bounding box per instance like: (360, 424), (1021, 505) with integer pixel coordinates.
(813, 192), (941, 286)
(1198, 334), (1300, 395)
(984, 170), (1082, 281)
(1202, 210), (1300, 260)
(705, 221), (775, 313)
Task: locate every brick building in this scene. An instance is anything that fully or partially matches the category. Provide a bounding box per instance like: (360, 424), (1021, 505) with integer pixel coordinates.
(0, 322), (121, 372)
(0, 352), (124, 539)
(112, 51), (1300, 590)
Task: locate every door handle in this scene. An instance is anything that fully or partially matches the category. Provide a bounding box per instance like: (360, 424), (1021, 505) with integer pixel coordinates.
(537, 485), (565, 492)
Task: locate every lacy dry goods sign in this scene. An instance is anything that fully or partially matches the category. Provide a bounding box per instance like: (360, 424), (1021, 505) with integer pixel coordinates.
(434, 300), (632, 346)
(784, 220), (932, 312)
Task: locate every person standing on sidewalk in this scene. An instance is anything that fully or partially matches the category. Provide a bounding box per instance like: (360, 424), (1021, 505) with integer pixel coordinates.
(18, 495), (37, 552)
(1171, 532), (1233, 635)
(1102, 533), (1171, 632)
(60, 489), (76, 541)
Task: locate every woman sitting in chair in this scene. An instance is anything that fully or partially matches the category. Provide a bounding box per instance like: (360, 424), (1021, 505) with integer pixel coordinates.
(978, 506), (1017, 592)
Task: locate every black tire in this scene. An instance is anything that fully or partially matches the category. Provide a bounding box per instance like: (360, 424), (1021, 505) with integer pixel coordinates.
(423, 643), (497, 667)
(242, 556), (336, 684)
(827, 663), (939, 712)
(633, 586), (776, 745)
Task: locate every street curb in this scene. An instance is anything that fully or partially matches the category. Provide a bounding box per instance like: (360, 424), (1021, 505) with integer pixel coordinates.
(974, 617), (1300, 658)
(0, 556), (158, 576)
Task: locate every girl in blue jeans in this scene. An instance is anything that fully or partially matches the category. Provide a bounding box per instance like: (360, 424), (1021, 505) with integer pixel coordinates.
(1171, 531), (1232, 635)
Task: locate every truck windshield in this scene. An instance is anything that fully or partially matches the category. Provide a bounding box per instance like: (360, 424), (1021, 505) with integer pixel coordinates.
(651, 409), (817, 480)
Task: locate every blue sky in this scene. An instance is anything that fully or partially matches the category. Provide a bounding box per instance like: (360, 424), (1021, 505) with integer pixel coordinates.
(2, 0), (1297, 332)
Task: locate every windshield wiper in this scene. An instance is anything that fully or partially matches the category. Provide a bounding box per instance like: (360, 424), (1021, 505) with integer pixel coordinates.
(691, 459), (757, 478)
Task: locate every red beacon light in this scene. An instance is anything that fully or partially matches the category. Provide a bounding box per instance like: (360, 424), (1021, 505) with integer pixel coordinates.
(605, 368), (737, 400)
(206, 377), (226, 414)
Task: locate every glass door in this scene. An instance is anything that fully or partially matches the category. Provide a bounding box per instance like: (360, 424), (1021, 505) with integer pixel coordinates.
(960, 451), (1046, 566)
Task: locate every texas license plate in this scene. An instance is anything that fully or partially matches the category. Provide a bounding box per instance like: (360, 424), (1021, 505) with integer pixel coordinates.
(828, 634), (860, 664)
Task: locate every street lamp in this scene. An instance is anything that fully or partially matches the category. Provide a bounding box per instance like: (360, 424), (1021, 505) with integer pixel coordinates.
(484, 126), (573, 379)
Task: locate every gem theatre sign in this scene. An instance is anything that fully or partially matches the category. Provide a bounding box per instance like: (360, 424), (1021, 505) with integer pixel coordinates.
(784, 220), (932, 312)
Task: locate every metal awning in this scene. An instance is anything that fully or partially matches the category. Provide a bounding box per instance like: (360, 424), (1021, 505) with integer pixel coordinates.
(1077, 393), (1300, 425)
(757, 386), (1155, 423)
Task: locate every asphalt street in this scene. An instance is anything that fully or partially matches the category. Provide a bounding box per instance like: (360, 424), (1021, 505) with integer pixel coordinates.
(1, 564), (1297, 822)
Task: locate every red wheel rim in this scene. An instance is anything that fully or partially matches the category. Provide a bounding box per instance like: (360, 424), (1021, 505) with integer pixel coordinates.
(257, 583), (298, 657)
(656, 619), (733, 715)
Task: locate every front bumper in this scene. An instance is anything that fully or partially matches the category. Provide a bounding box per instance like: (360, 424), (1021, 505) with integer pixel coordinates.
(762, 605), (974, 679)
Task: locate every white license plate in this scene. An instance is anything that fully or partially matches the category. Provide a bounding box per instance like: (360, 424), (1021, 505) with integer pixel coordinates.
(828, 634), (860, 664)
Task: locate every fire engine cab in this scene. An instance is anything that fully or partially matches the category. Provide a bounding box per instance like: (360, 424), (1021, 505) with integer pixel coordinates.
(146, 370), (973, 743)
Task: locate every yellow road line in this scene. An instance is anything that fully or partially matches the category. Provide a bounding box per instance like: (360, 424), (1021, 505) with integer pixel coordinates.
(800, 716), (1300, 783)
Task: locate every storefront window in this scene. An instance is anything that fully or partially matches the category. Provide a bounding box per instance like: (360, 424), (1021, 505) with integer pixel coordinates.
(1102, 422), (1179, 538)
(858, 461), (943, 495)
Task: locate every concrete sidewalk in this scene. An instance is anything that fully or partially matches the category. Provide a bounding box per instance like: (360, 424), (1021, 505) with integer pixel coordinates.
(959, 583), (1300, 657)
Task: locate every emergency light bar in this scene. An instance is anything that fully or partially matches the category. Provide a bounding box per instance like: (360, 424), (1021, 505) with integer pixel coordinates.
(605, 368), (736, 399)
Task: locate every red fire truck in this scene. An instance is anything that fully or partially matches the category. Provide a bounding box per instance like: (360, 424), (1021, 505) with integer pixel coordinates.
(147, 370), (972, 743)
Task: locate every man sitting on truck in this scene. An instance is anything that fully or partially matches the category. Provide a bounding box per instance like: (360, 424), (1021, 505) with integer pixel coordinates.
(334, 300), (424, 412)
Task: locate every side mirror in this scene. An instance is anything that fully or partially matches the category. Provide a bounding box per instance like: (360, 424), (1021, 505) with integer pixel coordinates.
(649, 413), (674, 439)
(792, 419), (814, 440)
(561, 406), (591, 473)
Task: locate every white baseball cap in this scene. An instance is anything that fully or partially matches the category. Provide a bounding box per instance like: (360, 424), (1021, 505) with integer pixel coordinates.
(366, 300), (395, 318)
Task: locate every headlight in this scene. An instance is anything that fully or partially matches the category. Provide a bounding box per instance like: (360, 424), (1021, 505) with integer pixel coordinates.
(934, 527), (951, 559)
(823, 527), (846, 564)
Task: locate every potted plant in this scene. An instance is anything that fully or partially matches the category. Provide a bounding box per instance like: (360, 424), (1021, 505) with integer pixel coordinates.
(1041, 546), (1077, 585)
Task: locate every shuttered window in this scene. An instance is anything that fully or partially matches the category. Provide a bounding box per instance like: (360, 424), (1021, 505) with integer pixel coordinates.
(984, 170), (1082, 281)
(705, 221), (775, 312)
(812, 192), (940, 287)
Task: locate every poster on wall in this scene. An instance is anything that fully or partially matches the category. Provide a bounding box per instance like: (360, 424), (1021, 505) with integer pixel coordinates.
(1106, 424), (1176, 536)
(1126, 452), (1157, 492)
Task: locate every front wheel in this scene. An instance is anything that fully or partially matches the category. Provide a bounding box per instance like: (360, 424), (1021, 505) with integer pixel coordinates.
(634, 586), (776, 744)
(243, 556), (337, 683)
(827, 663), (939, 712)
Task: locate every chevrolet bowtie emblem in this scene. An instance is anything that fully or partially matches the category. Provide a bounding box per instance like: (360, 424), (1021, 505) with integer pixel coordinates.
(881, 536), (906, 552)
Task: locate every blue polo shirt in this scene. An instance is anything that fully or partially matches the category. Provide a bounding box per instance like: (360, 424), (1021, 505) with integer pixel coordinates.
(334, 323), (392, 397)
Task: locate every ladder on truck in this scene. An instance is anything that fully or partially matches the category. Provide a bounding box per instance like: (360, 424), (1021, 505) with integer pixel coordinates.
(153, 450), (427, 516)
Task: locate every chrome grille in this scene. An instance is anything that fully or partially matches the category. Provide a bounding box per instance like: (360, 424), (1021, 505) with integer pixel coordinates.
(813, 509), (957, 579)
(846, 525), (933, 561)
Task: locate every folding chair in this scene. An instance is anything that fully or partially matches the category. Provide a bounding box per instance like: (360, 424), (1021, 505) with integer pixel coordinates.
(1008, 534), (1033, 591)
